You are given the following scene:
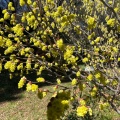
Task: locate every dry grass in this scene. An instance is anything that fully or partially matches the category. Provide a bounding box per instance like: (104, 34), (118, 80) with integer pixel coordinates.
(0, 88), (50, 120)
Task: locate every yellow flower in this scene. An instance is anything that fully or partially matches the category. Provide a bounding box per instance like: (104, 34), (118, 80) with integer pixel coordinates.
(76, 71), (81, 77)
(107, 18), (115, 27)
(118, 57), (120, 61)
(87, 16), (95, 26)
(82, 57), (89, 63)
(13, 24), (24, 36)
(2, 9), (7, 14)
(87, 74), (93, 81)
(88, 108), (92, 116)
(8, 2), (13, 7)
(61, 100), (69, 105)
(18, 76), (26, 89)
(57, 79), (61, 84)
(108, 38), (113, 43)
(79, 99), (86, 105)
(108, 1), (112, 5)
(47, 0), (54, 4)
(36, 77), (45, 82)
(27, 0), (32, 5)
(31, 84), (38, 92)
(42, 45), (47, 51)
(114, 7), (119, 13)
(56, 39), (63, 49)
(10, 63), (16, 72)
(0, 36), (4, 46)
(39, 66), (45, 72)
(90, 91), (96, 97)
(0, 18), (4, 22)
(51, 22), (55, 28)
(90, 86), (98, 97)
(20, 0), (25, 6)
(33, 1), (37, 8)
(64, 47), (74, 60)
(26, 62), (31, 70)
(8, 2), (15, 11)
(4, 12), (10, 20)
(11, 7), (15, 11)
(24, 47), (31, 52)
(6, 39), (12, 47)
(112, 47), (118, 53)
(26, 83), (32, 91)
(112, 80), (118, 86)
(18, 81), (24, 89)
(95, 37), (100, 43)
(71, 78), (77, 85)
(44, 5), (49, 12)
(17, 63), (23, 70)
(93, 87), (97, 92)
(94, 47), (99, 52)
(91, 41), (95, 45)
(77, 106), (88, 117)
(68, 14), (77, 21)
(95, 72), (101, 79)
(4, 61), (11, 69)
(57, 6), (63, 14)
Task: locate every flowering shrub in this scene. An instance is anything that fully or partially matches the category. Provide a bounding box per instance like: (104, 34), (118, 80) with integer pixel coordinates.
(0, 0), (120, 119)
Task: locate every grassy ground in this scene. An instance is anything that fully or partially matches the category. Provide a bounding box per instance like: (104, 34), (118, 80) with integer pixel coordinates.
(0, 86), (51, 120)
(0, 84), (120, 120)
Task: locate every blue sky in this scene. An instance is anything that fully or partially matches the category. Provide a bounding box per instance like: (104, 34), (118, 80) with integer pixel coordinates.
(0, 0), (9, 9)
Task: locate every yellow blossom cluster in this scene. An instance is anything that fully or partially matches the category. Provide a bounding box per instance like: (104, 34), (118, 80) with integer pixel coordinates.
(90, 86), (98, 97)
(17, 63), (23, 70)
(4, 46), (16, 55)
(20, 0), (25, 6)
(4, 61), (16, 72)
(25, 13), (38, 29)
(87, 16), (96, 29)
(56, 39), (64, 49)
(12, 24), (24, 36)
(71, 78), (77, 86)
(26, 83), (38, 92)
(0, 36), (4, 46)
(77, 99), (92, 117)
(77, 106), (88, 117)
(107, 18), (115, 27)
(36, 77), (45, 82)
(18, 76), (26, 88)
(64, 46), (78, 64)
(8, 2), (15, 11)
(3, 11), (10, 20)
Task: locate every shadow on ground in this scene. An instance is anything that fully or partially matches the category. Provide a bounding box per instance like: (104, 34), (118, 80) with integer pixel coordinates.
(0, 70), (71, 103)
(0, 71), (23, 103)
